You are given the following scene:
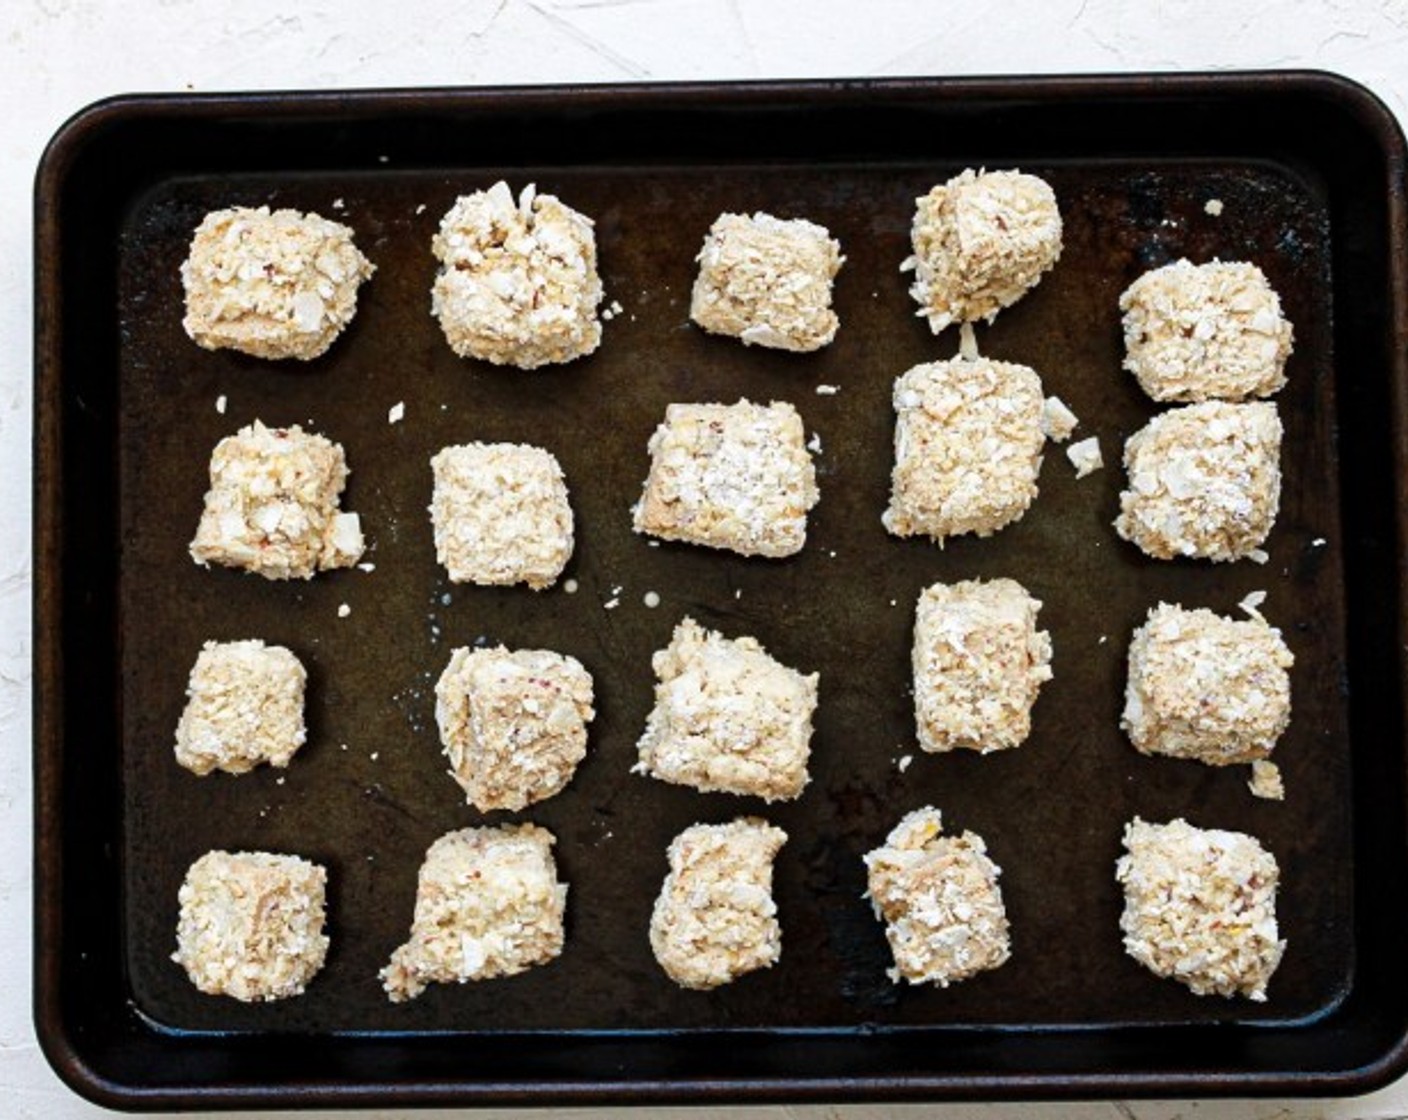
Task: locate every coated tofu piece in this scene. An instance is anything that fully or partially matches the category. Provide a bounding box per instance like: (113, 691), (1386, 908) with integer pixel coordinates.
(1123, 603), (1294, 766)
(435, 645), (595, 812)
(903, 168), (1063, 333)
(189, 420), (365, 580)
(431, 181), (603, 369)
(1121, 259), (1293, 402)
(430, 442), (574, 590)
(1116, 817), (1285, 1001)
(181, 205), (374, 360)
(883, 357), (1046, 544)
(864, 807), (1011, 986)
(632, 399), (819, 558)
(912, 578), (1052, 754)
(1115, 401), (1282, 562)
(380, 825), (567, 1002)
(174, 639), (307, 776)
(635, 617), (818, 802)
(649, 818), (787, 990)
(689, 211), (843, 352)
(172, 850), (329, 1001)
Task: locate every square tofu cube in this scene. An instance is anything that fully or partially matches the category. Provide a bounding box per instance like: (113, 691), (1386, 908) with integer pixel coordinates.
(172, 850), (329, 1002)
(430, 442), (574, 590)
(632, 399), (818, 558)
(189, 420), (365, 580)
(174, 639), (307, 776)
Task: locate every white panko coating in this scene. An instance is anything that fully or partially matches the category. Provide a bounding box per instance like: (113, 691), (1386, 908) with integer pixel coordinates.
(380, 825), (567, 1002)
(172, 850), (329, 1002)
(912, 578), (1053, 754)
(181, 206), (374, 360)
(903, 169), (1063, 333)
(174, 639), (306, 776)
(431, 181), (603, 369)
(435, 645), (595, 813)
(883, 357), (1047, 545)
(1116, 817), (1285, 1001)
(649, 818), (787, 990)
(189, 420), (365, 580)
(1121, 259), (1294, 402)
(429, 442), (574, 590)
(864, 807), (1011, 987)
(632, 399), (819, 559)
(1123, 602), (1293, 766)
(635, 617), (818, 802)
(1115, 401), (1282, 562)
(689, 211), (843, 352)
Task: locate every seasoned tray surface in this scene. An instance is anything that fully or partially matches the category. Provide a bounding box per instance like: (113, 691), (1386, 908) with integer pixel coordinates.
(117, 157), (1347, 1034)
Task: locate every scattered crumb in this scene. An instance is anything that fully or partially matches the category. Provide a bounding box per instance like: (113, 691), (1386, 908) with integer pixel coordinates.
(1311, 537), (1326, 547)
(1249, 759), (1285, 801)
(415, 203), (427, 215)
(611, 585), (622, 596)
(1066, 436), (1103, 478)
(440, 592), (452, 606)
(602, 306), (616, 321)
(807, 431), (823, 454)
(331, 198), (344, 210)
(337, 603), (351, 618)
(276, 776), (286, 786)
(1041, 396), (1079, 442)
(370, 752), (380, 761)
(643, 591), (661, 608)
(828, 549), (837, 558)
(815, 384), (840, 395)
(1238, 589), (1268, 621)
(1099, 635), (1108, 644)
(734, 588), (742, 600)
(897, 754), (913, 773)
(377, 154), (389, 163)
(1247, 548), (1270, 565)
(388, 401), (405, 424)
(889, 599), (897, 607)
(357, 562), (376, 573)
(610, 299), (623, 315)
(1205, 198), (1224, 216)
(604, 597), (620, 610)
(215, 394), (227, 415)
(563, 579), (579, 594)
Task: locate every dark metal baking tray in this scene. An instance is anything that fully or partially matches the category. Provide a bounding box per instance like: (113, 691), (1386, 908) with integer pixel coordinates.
(34, 73), (1408, 1108)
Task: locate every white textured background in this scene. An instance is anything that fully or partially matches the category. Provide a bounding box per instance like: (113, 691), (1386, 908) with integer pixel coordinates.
(4, 1), (1406, 1117)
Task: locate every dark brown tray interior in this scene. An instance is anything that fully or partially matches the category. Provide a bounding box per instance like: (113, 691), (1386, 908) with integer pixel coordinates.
(35, 75), (1408, 1107)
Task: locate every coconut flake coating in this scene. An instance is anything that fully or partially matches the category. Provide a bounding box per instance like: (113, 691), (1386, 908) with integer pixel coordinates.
(380, 825), (566, 1002)
(174, 639), (307, 776)
(435, 645), (595, 813)
(632, 399), (819, 558)
(1115, 401), (1282, 562)
(904, 169), (1063, 333)
(635, 617), (818, 802)
(430, 442), (574, 590)
(172, 850), (329, 1002)
(689, 211), (843, 352)
(1121, 259), (1294, 402)
(864, 807), (1011, 986)
(189, 420), (365, 580)
(1116, 817), (1285, 1001)
(431, 181), (603, 369)
(912, 578), (1053, 754)
(181, 206), (374, 360)
(649, 818), (787, 990)
(1123, 603), (1294, 766)
(883, 357), (1046, 544)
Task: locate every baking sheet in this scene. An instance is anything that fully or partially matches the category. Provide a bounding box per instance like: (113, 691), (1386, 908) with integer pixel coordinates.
(35, 75), (1408, 1105)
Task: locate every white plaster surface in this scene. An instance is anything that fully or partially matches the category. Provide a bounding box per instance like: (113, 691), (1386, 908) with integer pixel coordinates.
(3, 1), (1406, 1116)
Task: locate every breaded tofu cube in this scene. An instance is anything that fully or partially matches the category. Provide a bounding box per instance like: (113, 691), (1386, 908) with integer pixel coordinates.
(380, 825), (567, 1002)
(864, 807), (1011, 986)
(189, 420), (365, 580)
(430, 442), (573, 590)
(181, 206), (375, 361)
(1115, 401), (1282, 562)
(883, 357), (1046, 544)
(689, 211), (843, 352)
(635, 617), (818, 802)
(912, 578), (1052, 754)
(435, 645), (595, 812)
(903, 168), (1063, 333)
(1121, 259), (1294, 402)
(431, 182), (603, 369)
(172, 850), (329, 1001)
(632, 399), (819, 558)
(1123, 603), (1293, 766)
(1116, 817), (1285, 1001)
(174, 639), (307, 776)
(649, 818), (787, 990)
